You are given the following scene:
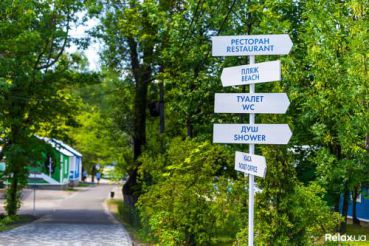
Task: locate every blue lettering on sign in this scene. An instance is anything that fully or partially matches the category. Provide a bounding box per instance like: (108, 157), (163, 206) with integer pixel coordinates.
(231, 38), (270, 45)
(242, 104), (255, 110)
(243, 155), (252, 161)
(226, 37), (273, 53)
(241, 126), (258, 133)
(241, 67), (259, 74)
(239, 162), (257, 173)
(234, 134), (266, 142)
(241, 74), (259, 82)
(226, 44), (274, 53)
(236, 95), (264, 103)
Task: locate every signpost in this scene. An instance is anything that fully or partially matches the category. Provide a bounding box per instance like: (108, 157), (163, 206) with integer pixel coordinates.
(214, 93), (290, 114)
(220, 60), (281, 87)
(212, 34), (293, 56)
(248, 56), (256, 246)
(235, 151), (266, 178)
(211, 34), (293, 246)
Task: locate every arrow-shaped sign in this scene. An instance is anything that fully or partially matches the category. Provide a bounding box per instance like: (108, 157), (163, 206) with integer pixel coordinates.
(213, 124), (292, 145)
(235, 151), (266, 178)
(212, 34), (293, 56)
(221, 60), (281, 87)
(214, 93), (290, 114)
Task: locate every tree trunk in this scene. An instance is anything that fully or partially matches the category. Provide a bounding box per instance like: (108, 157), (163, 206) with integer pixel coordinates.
(6, 126), (26, 216)
(352, 185), (361, 225)
(123, 168), (139, 206)
(122, 35), (152, 205)
(91, 165), (96, 183)
(340, 187), (350, 233)
(334, 193), (341, 213)
(6, 174), (19, 216)
(123, 70), (149, 204)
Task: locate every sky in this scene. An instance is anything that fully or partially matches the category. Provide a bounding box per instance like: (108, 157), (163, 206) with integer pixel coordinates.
(67, 14), (101, 71)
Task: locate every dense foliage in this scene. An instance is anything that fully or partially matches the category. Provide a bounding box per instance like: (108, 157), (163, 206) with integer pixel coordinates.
(138, 138), (245, 245)
(1, 0), (368, 245)
(0, 0), (100, 215)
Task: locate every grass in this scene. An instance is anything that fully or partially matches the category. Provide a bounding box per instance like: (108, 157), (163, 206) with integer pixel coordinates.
(66, 187), (78, 192)
(347, 223), (369, 238)
(0, 214), (38, 232)
(342, 224), (369, 245)
(77, 182), (95, 187)
(66, 182), (96, 191)
(107, 199), (152, 245)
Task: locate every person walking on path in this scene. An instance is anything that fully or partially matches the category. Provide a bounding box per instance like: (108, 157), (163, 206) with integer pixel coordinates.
(96, 172), (101, 184)
(82, 169), (87, 182)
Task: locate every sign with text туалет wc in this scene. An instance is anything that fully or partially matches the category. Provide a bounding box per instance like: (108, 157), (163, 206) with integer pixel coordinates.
(221, 60), (281, 87)
(213, 124), (292, 145)
(235, 151), (266, 178)
(214, 93), (290, 114)
(212, 34), (293, 56)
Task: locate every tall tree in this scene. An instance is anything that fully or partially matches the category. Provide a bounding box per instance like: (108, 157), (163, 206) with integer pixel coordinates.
(0, 0), (94, 215)
(88, 0), (195, 204)
(90, 0), (154, 204)
(287, 0), (369, 232)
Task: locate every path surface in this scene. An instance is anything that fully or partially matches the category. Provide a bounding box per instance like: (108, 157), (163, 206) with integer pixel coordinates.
(0, 184), (131, 246)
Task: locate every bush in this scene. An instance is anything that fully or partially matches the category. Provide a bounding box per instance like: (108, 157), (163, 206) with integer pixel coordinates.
(137, 138), (247, 245)
(235, 183), (341, 246)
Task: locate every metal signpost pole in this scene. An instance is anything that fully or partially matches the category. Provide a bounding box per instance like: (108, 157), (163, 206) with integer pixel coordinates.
(33, 172), (36, 216)
(248, 55), (255, 246)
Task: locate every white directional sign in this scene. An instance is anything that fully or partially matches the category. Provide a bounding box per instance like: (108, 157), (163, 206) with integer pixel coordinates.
(214, 93), (290, 114)
(213, 124), (292, 144)
(221, 60), (281, 87)
(212, 34), (293, 56)
(211, 33), (292, 246)
(235, 151), (266, 178)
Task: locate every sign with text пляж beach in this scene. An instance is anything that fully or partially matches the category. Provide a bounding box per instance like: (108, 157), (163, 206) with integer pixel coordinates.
(221, 60), (281, 87)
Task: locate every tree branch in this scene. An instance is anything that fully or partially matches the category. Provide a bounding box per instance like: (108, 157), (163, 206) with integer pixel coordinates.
(35, 6), (72, 70)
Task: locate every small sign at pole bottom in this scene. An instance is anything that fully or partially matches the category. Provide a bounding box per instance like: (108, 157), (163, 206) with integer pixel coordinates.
(235, 151), (266, 178)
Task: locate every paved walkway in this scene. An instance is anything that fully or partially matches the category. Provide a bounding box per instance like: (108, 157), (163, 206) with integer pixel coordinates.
(0, 184), (131, 246)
